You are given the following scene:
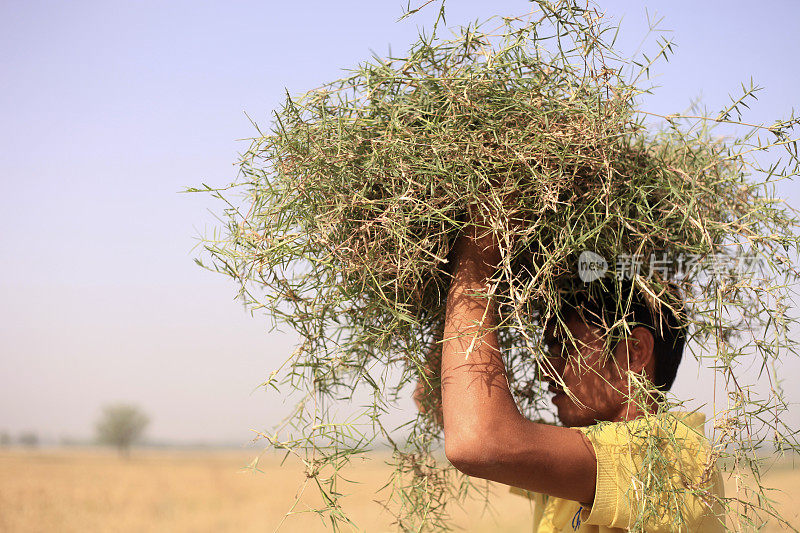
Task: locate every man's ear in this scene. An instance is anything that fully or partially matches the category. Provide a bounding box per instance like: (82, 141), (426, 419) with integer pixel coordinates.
(614, 326), (655, 375)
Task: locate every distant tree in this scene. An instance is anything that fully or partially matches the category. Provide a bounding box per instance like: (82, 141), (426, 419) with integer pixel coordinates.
(95, 404), (149, 457)
(59, 435), (81, 447)
(0, 431), (10, 447)
(18, 431), (39, 448)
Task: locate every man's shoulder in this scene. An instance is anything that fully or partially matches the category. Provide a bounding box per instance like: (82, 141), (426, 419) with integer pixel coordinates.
(577, 411), (725, 531)
(578, 410), (711, 448)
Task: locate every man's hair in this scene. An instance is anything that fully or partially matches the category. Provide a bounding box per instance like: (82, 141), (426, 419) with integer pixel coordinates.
(557, 277), (687, 392)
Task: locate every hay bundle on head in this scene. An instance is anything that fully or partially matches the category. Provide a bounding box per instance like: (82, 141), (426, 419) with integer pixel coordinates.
(193, 1), (800, 529)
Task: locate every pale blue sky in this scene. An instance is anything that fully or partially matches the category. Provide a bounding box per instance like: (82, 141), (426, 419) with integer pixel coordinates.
(1, 1), (798, 444)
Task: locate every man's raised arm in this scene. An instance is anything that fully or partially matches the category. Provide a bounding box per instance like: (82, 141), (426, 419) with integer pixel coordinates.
(440, 219), (598, 505)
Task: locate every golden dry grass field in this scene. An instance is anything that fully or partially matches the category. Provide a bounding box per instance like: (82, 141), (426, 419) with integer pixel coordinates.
(0, 448), (798, 532)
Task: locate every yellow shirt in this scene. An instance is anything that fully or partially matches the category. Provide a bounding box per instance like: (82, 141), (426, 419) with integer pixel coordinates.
(511, 412), (725, 532)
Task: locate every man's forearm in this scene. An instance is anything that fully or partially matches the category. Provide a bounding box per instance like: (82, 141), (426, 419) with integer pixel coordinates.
(440, 229), (525, 457)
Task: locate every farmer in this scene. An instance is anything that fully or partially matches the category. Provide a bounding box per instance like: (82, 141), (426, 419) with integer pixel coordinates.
(414, 213), (726, 532)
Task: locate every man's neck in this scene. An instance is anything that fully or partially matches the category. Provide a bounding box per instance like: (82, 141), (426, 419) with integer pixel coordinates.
(611, 395), (658, 422)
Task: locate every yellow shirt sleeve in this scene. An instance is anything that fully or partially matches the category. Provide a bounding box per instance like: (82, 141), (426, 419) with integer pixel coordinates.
(576, 412), (726, 532)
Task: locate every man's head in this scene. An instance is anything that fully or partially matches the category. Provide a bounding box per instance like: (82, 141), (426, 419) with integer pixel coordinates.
(541, 278), (687, 427)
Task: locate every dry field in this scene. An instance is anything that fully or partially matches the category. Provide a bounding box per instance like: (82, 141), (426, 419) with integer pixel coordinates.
(0, 448), (797, 532)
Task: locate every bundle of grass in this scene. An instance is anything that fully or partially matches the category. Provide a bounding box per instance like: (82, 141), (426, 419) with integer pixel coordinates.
(192, 1), (800, 530)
